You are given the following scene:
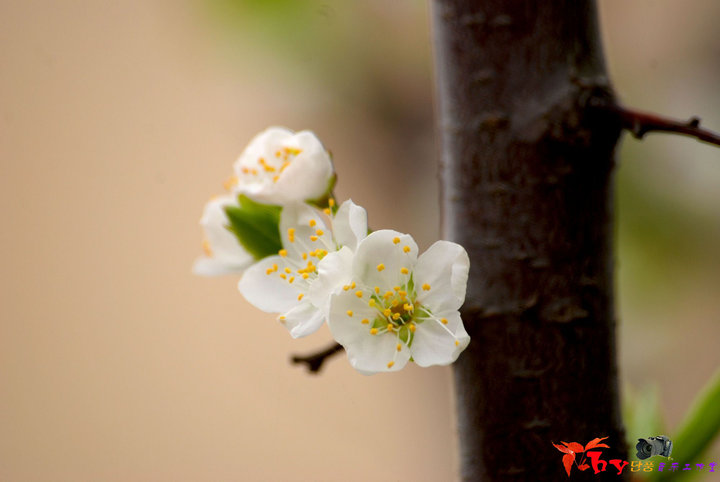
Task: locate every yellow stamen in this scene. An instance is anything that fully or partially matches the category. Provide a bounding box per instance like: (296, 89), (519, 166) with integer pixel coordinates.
(383, 309), (392, 317)
(279, 249), (287, 257)
(280, 274), (286, 280)
(302, 273), (309, 279)
(346, 310), (353, 317)
(355, 290), (363, 298)
(265, 268), (273, 275)
(222, 175), (238, 191)
(374, 286), (380, 294)
(393, 237), (400, 244)
(370, 328), (378, 335)
(396, 343), (402, 352)
(309, 219), (316, 227)
(272, 264), (278, 272)
(409, 324), (416, 333)
(343, 285), (350, 291)
(399, 290), (407, 298)
(272, 175), (279, 183)
(316, 229), (324, 236)
(422, 283), (431, 291)
(441, 318), (448, 325)
(361, 318), (369, 324)
(288, 277), (295, 284)
(368, 299), (376, 307)
(387, 361), (395, 368)
(297, 293), (304, 301)
(328, 198), (335, 207)
(455, 340), (460, 346)
(310, 235), (318, 242)
(400, 267), (409, 275)
(202, 239), (213, 257)
(393, 286), (400, 292)
(404, 304), (413, 312)
(403, 246), (411, 253)
(392, 313), (400, 320)
(386, 324), (394, 332)
(323, 208), (331, 215)
(376, 263), (385, 272)
(350, 282), (356, 289)
(284, 267), (291, 274)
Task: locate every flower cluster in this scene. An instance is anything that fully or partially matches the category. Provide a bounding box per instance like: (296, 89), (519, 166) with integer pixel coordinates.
(194, 127), (470, 374)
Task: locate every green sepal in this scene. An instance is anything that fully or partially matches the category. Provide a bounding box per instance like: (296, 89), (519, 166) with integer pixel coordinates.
(223, 194), (283, 260)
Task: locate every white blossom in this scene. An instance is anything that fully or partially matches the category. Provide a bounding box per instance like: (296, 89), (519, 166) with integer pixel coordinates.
(193, 195), (255, 276)
(238, 200), (367, 338)
(228, 127), (335, 204)
(327, 230), (470, 374)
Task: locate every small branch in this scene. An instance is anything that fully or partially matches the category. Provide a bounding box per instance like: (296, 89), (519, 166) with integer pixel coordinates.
(290, 342), (344, 374)
(607, 104), (720, 147)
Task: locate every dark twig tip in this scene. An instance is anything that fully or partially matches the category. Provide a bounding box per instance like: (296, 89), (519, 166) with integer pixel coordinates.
(290, 342), (344, 374)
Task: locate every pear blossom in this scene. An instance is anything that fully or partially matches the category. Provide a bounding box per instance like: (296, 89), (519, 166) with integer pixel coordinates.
(193, 195), (255, 276)
(327, 230), (470, 374)
(228, 127), (335, 204)
(238, 200), (368, 338)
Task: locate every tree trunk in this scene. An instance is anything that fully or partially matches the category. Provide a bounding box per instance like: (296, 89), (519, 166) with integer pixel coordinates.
(431, 1), (628, 480)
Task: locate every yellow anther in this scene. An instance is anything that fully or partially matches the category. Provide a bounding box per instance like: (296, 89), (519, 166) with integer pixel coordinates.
(265, 268), (273, 275)
(302, 273), (309, 279)
(288, 277), (295, 284)
(409, 323), (416, 333)
(309, 219), (316, 227)
(393, 237), (400, 244)
(275, 150), (282, 157)
(343, 285), (350, 291)
(383, 309), (392, 317)
(384, 291), (393, 299)
(393, 286), (401, 292)
(263, 164), (276, 172)
(288, 228), (295, 237)
(350, 282), (356, 289)
(455, 340), (460, 346)
(297, 293), (304, 301)
(310, 235), (318, 242)
(355, 290), (363, 298)
(404, 303), (413, 312)
(392, 313), (400, 320)
(323, 208), (331, 215)
(284, 267), (291, 274)
(280, 274), (286, 280)
(441, 318), (448, 325)
(279, 249), (287, 257)
(302, 252), (308, 260)
(328, 198), (335, 207)
(258, 157), (267, 165)
(396, 343), (402, 352)
(368, 299), (376, 307)
(403, 246), (411, 253)
(280, 161), (290, 172)
(241, 167), (250, 174)
(272, 264), (278, 272)
(370, 328), (378, 335)
(376, 263), (385, 272)
(400, 267), (409, 275)
(399, 290), (407, 298)
(279, 315), (286, 320)
(316, 229), (324, 236)
(273, 175), (279, 183)
(422, 283), (431, 291)
(386, 324), (394, 332)
(347, 310), (353, 317)
(361, 318), (369, 324)
(251, 168), (258, 175)
(387, 361), (395, 368)
(202, 239), (213, 257)
(222, 175), (239, 190)
(374, 286), (380, 294)
(391, 299), (399, 307)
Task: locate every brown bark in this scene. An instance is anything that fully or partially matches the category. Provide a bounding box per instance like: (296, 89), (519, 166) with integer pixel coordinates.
(430, 1), (628, 480)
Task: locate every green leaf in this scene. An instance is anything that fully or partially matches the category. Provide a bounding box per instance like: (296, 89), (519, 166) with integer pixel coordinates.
(653, 368), (720, 481)
(224, 194), (282, 260)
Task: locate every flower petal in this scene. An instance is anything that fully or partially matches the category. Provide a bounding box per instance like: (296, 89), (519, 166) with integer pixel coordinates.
(238, 256), (300, 313)
(352, 230), (418, 289)
(332, 200), (368, 251)
(194, 195), (254, 276)
(306, 247), (354, 308)
(270, 131), (334, 203)
(279, 202), (332, 259)
(414, 240), (469, 312)
(280, 302), (326, 338)
(410, 310), (470, 367)
(328, 290), (411, 374)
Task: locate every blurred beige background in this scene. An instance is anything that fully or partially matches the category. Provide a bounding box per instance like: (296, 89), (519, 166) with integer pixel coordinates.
(1, 1), (719, 481)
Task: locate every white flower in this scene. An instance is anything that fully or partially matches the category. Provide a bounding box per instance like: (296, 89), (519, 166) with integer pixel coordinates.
(238, 200), (368, 338)
(229, 127), (335, 204)
(193, 195), (255, 276)
(327, 230), (470, 374)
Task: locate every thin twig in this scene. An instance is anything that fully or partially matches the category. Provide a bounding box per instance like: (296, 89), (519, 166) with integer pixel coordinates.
(290, 342), (344, 374)
(608, 104), (720, 147)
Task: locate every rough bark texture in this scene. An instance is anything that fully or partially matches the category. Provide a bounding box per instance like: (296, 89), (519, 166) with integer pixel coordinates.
(431, 1), (628, 480)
